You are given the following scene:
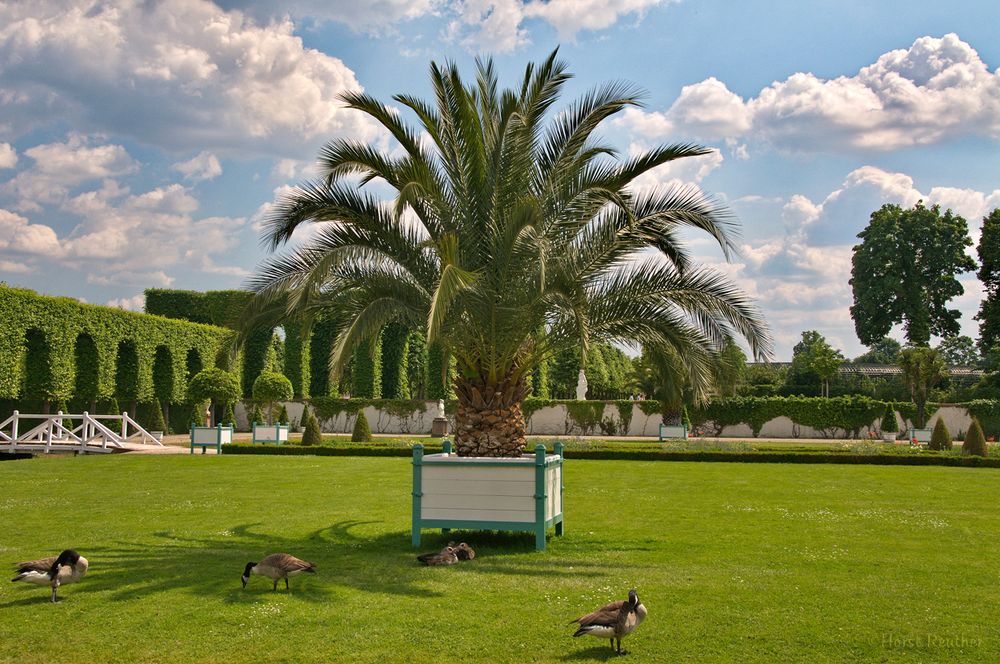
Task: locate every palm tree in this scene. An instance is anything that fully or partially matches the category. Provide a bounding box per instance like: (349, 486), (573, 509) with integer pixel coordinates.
(243, 51), (771, 457)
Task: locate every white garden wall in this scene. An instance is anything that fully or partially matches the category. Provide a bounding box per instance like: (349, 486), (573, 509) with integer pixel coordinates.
(233, 402), (975, 439)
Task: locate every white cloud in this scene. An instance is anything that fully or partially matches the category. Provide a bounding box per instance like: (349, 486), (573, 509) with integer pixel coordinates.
(1, 135), (137, 211)
(0, 207), (62, 256)
(172, 151), (222, 182)
(619, 33), (1000, 153)
(88, 271), (175, 287)
(443, 0), (672, 53)
(105, 294), (146, 311)
(0, 143), (16, 169)
(227, 0), (435, 32)
(627, 146), (724, 194)
(0, 0), (379, 156)
(0, 258), (32, 273)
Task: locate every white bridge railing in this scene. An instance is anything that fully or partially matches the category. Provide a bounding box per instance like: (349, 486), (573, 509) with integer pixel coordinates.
(0, 411), (164, 454)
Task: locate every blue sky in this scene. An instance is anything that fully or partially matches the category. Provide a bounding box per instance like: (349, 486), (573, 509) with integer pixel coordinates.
(1, 0), (998, 359)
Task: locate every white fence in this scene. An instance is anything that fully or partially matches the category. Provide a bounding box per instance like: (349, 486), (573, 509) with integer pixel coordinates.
(0, 411), (163, 454)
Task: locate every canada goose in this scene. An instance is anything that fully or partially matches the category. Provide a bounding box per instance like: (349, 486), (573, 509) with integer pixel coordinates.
(416, 545), (458, 566)
(449, 542), (476, 560)
(11, 549), (89, 603)
(241, 553), (316, 591)
(570, 589), (647, 655)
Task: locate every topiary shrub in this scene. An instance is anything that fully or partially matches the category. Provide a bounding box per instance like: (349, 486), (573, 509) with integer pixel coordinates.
(963, 418), (988, 456)
(188, 368), (241, 425)
(252, 371), (293, 425)
(277, 404), (289, 425)
(145, 399), (166, 432)
(929, 418), (952, 451)
(880, 403), (898, 434)
(222, 401), (237, 428)
(351, 409), (372, 442)
(250, 403), (265, 427)
(301, 410), (323, 446)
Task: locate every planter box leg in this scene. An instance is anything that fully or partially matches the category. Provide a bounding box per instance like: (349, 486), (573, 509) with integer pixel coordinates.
(412, 528), (421, 548)
(441, 528), (450, 535)
(535, 526), (546, 551)
(555, 519), (564, 536)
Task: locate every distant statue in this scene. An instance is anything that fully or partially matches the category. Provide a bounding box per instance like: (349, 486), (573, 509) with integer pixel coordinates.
(205, 406), (212, 427)
(437, 399), (446, 419)
(575, 369), (588, 400)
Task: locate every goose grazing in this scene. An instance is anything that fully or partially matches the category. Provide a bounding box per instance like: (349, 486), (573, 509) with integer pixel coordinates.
(570, 589), (647, 655)
(416, 545), (458, 566)
(450, 542), (476, 561)
(241, 553), (316, 591)
(11, 549), (89, 603)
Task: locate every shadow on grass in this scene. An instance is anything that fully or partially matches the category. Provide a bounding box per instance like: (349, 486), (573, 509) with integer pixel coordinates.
(559, 644), (625, 661)
(38, 520), (602, 604)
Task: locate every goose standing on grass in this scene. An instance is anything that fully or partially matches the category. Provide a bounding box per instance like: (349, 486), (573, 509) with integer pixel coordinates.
(11, 549), (89, 603)
(570, 589), (647, 655)
(416, 545), (458, 566)
(241, 553), (316, 591)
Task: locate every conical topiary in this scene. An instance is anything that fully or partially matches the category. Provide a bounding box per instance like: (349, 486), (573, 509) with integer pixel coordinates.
(189, 402), (205, 427)
(222, 401), (237, 428)
(146, 399), (167, 432)
(929, 418), (952, 451)
(351, 408), (372, 442)
(880, 403), (898, 434)
(277, 404), (289, 425)
(250, 403), (265, 427)
(963, 418), (987, 456)
(301, 411), (323, 446)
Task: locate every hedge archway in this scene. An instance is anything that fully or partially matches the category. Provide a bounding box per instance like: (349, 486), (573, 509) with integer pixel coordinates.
(74, 333), (99, 412)
(23, 328), (54, 411)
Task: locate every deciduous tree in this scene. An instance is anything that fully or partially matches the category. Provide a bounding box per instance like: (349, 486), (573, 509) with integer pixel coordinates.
(976, 208), (1000, 354)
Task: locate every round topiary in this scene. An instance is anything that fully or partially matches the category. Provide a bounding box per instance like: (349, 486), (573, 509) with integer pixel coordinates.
(351, 408), (372, 442)
(880, 402), (898, 434)
(929, 418), (952, 451)
(301, 411), (323, 446)
(252, 372), (294, 425)
(187, 368), (241, 424)
(963, 418), (987, 456)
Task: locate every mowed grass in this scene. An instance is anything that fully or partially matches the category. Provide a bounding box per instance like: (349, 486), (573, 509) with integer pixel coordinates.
(1, 456), (998, 663)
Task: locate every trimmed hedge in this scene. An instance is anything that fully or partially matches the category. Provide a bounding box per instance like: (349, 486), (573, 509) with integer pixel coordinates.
(0, 286), (231, 404)
(220, 443), (1000, 467)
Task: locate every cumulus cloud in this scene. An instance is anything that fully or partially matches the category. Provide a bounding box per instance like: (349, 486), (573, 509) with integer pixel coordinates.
(619, 33), (1000, 153)
(222, 0), (434, 31)
(444, 0), (672, 53)
(0, 0), (379, 156)
(0, 143), (16, 168)
(0, 207), (62, 256)
(627, 145), (724, 194)
(173, 151), (222, 182)
(105, 294), (146, 311)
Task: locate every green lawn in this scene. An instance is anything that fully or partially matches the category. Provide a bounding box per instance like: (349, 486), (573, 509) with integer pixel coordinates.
(1, 455), (998, 662)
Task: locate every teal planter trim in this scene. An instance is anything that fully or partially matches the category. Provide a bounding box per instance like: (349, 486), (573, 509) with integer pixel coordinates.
(411, 443), (564, 551)
(659, 423), (689, 441)
(190, 424), (233, 455)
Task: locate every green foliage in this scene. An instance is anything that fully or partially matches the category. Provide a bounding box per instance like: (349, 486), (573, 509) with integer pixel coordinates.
(898, 346), (947, 427)
(425, 342), (448, 400)
(143, 399), (166, 432)
(301, 409), (323, 445)
(222, 401), (237, 428)
(0, 287), (231, 406)
(929, 418), (952, 451)
(853, 336), (902, 365)
(850, 202), (976, 346)
(252, 371), (294, 421)
(963, 418), (988, 456)
(406, 331), (427, 400)
(379, 323), (409, 399)
(565, 401), (606, 434)
(615, 401), (633, 433)
(548, 347), (580, 399)
(74, 334), (99, 403)
(692, 396), (886, 438)
(250, 403), (265, 426)
(715, 340), (747, 398)
(880, 402), (898, 433)
(276, 404), (289, 425)
(682, 405), (692, 431)
(187, 368), (241, 406)
(187, 402), (205, 427)
(936, 335), (980, 367)
(351, 409), (372, 442)
(351, 338), (382, 398)
(307, 314), (338, 398)
(531, 359), (550, 398)
(966, 400), (1000, 440)
(787, 331), (843, 396)
(976, 208), (1000, 355)
(282, 322), (310, 399)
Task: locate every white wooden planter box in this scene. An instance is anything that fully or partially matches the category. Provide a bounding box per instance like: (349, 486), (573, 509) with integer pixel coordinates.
(252, 423), (289, 444)
(190, 425), (233, 454)
(908, 428), (933, 444)
(659, 424), (688, 440)
(412, 442), (564, 551)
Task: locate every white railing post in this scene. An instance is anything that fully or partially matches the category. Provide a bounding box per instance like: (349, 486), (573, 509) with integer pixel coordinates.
(82, 411), (90, 445)
(121, 412), (128, 439)
(45, 416), (53, 452)
(56, 410), (64, 441)
(11, 410), (18, 451)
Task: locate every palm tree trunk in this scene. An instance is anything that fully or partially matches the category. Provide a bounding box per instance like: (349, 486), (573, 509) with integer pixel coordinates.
(453, 372), (530, 457)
